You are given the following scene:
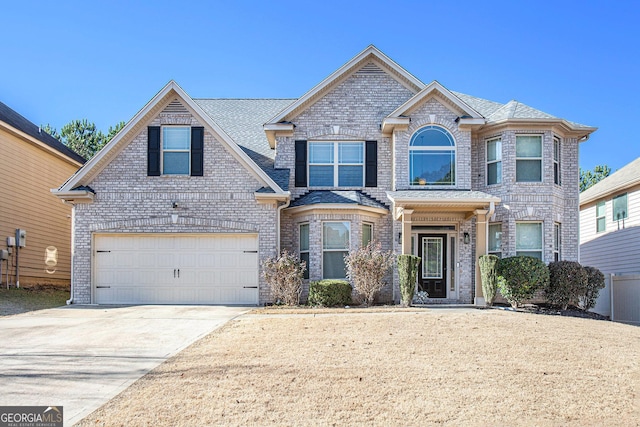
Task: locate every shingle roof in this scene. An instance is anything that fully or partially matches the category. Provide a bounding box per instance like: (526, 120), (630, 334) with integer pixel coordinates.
(580, 157), (640, 205)
(387, 190), (500, 202)
(194, 99), (295, 190)
(0, 101), (86, 164)
(290, 190), (389, 210)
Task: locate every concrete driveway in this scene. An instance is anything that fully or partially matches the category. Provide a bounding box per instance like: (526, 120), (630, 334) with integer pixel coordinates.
(0, 305), (248, 425)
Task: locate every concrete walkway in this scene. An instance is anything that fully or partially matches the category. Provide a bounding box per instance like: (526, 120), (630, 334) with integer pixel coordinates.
(0, 305), (248, 425)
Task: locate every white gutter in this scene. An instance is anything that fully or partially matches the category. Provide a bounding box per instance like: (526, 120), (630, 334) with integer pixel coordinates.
(276, 199), (291, 254)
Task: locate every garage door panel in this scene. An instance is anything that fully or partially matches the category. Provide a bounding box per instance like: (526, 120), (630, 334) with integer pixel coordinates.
(94, 234), (259, 305)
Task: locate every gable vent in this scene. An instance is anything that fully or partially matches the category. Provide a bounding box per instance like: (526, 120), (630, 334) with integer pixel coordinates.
(356, 62), (385, 75)
(163, 99), (188, 113)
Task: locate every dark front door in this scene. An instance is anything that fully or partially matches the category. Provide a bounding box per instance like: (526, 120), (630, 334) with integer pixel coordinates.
(417, 234), (447, 298)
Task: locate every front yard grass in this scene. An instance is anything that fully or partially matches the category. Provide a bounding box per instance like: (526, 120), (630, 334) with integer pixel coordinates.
(78, 309), (639, 426)
(0, 285), (69, 316)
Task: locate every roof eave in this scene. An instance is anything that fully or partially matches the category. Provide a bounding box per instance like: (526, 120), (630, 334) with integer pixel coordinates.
(51, 189), (95, 204)
(483, 118), (597, 139)
(286, 203), (388, 216)
(263, 123), (295, 149)
(381, 117), (411, 135)
(580, 178), (640, 206)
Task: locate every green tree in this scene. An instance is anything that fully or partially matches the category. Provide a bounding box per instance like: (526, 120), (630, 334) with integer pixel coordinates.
(580, 165), (611, 192)
(106, 121), (125, 142)
(41, 119), (124, 160)
(41, 123), (60, 140)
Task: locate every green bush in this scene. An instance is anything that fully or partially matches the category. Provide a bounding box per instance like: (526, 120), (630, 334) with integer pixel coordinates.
(308, 280), (352, 307)
(398, 255), (421, 306)
(546, 261), (587, 310)
(579, 266), (605, 311)
(478, 255), (500, 306)
(496, 256), (549, 308)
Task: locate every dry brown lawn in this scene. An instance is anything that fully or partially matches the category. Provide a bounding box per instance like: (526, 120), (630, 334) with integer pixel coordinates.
(77, 308), (639, 427)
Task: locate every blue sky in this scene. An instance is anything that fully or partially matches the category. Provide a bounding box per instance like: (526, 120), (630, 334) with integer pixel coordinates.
(2, 0), (638, 172)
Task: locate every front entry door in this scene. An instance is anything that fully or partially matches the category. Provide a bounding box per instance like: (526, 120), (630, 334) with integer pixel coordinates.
(417, 234), (447, 298)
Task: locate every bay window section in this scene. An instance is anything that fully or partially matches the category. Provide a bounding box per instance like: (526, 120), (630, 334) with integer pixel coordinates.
(409, 126), (456, 186)
(553, 137), (561, 185)
(516, 135), (542, 182)
(516, 222), (543, 260)
(322, 222), (350, 279)
(554, 223), (561, 262)
(488, 223), (502, 257)
(487, 137), (502, 185)
(309, 142), (363, 187)
(362, 222), (373, 247)
(299, 223), (310, 280)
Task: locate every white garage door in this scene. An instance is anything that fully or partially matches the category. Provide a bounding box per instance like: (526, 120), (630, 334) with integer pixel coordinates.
(94, 234), (259, 305)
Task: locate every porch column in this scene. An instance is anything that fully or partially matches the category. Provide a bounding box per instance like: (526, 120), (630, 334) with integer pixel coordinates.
(474, 209), (489, 306)
(401, 209), (413, 255)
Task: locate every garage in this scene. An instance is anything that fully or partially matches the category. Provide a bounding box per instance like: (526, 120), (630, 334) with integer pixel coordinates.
(93, 233), (259, 305)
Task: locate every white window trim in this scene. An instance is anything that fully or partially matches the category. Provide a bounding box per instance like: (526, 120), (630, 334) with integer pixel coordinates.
(362, 222), (373, 247)
(553, 222), (561, 262)
(488, 222), (502, 257)
(515, 221), (544, 260)
(612, 193), (628, 221)
(409, 126), (457, 186)
(161, 126), (191, 175)
(486, 137), (502, 186)
(308, 141), (364, 187)
(596, 201), (606, 233)
(299, 223), (310, 279)
(515, 134), (543, 183)
(321, 221), (351, 279)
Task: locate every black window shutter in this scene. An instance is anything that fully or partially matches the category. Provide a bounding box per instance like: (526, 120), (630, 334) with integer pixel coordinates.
(365, 140), (377, 187)
(191, 127), (204, 176)
(147, 126), (161, 176)
(294, 140), (307, 187)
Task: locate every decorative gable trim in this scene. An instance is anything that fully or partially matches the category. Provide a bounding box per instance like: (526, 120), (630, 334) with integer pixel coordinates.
(264, 45), (424, 128)
(54, 81), (287, 200)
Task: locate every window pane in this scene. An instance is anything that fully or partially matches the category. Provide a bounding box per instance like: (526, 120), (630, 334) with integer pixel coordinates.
(516, 223), (542, 250)
(309, 165), (334, 186)
(487, 162), (502, 185)
(516, 159), (541, 182)
(613, 194), (628, 220)
(411, 151), (455, 185)
(597, 217), (606, 233)
(300, 252), (310, 280)
(362, 223), (372, 247)
(487, 139), (501, 162)
(411, 126), (454, 147)
(163, 152), (190, 174)
(488, 223), (502, 252)
(323, 251), (347, 279)
(516, 251), (543, 260)
(596, 201), (606, 217)
(423, 237), (443, 279)
(338, 165), (363, 186)
(516, 136), (542, 157)
(554, 139), (560, 161)
(300, 224), (309, 251)
(309, 143), (333, 163)
(339, 143), (363, 163)
(323, 222), (350, 250)
(163, 127), (190, 150)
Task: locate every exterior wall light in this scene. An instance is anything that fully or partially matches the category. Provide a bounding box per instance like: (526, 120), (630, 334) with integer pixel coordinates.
(463, 232), (470, 244)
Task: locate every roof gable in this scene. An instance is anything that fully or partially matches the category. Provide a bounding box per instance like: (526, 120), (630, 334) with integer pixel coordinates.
(580, 157), (640, 206)
(0, 101), (85, 165)
(265, 45), (424, 125)
(55, 81), (287, 196)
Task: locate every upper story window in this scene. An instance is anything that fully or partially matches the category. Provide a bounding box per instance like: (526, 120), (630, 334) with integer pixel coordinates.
(553, 137), (561, 185)
(516, 222), (543, 260)
(596, 201), (606, 233)
(516, 135), (542, 182)
(147, 126), (204, 177)
(613, 193), (628, 221)
(409, 126), (456, 186)
(309, 142), (363, 187)
(162, 127), (191, 175)
(486, 137), (502, 185)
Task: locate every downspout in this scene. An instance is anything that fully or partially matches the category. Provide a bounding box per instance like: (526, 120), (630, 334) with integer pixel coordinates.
(66, 203), (75, 305)
(276, 198), (291, 254)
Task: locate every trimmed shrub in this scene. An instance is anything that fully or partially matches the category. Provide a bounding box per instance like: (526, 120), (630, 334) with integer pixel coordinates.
(546, 261), (587, 310)
(308, 280), (352, 307)
(398, 255), (421, 307)
(496, 256), (549, 308)
(262, 250), (305, 306)
(579, 266), (605, 311)
(478, 255), (500, 306)
(345, 241), (394, 306)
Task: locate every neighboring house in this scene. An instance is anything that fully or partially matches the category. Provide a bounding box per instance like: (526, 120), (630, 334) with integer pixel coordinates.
(53, 46), (595, 305)
(579, 157), (640, 316)
(0, 101), (85, 287)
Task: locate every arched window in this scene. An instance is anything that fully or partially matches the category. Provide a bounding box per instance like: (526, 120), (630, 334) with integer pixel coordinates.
(409, 126), (456, 185)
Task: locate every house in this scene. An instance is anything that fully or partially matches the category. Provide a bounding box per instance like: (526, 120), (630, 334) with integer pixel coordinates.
(53, 46), (595, 305)
(579, 157), (640, 318)
(0, 101), (85, 287)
